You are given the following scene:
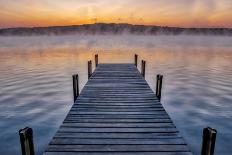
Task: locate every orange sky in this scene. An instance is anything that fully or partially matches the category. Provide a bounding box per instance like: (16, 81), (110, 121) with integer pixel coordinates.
(0, 0), (232, 28)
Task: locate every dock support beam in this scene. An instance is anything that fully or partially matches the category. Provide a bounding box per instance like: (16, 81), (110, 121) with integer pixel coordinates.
(95, 54), (98, 67)
(72, 74), (79, 102)
(141, 60), (146, 77)
(134, 54), (138, 67)
(88, 60), (92, 79)
(201, 127), (217, 155)
(156, 74), (163, 101)
(19, 127), (34, 155)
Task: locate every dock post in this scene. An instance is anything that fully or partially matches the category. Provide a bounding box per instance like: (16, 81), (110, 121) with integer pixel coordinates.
(72, 74), (79, 102)
(134, 54), (138, 67)
(95, 54), (98, 67)
(19, 127), (34, 155)
(156, 74), (163, 101)
(88, 60), (92, 79)
(141, 60), (146, 77)
(201, 127), (217, 155)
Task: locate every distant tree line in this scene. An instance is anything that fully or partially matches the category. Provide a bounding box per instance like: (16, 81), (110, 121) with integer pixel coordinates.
(0, 23), (232, 36)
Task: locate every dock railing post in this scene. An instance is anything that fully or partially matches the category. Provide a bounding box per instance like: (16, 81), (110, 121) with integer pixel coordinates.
(134, 54), (138, 67)
(19, 127), (34, 155)
(88, 60), (92, 79)
(141, 60), (143, 76)
(141, 60), (146, 77)
(201, 127), (217, 155)
(95, 54), (98, 67)
(72, 74), (79, 102)
(156, 74), (163, 101)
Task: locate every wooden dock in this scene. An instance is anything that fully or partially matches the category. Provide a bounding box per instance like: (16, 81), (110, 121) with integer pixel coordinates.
(44, 63), (192, 155)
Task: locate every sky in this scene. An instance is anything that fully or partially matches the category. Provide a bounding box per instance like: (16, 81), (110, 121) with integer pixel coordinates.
(0, 0), (232, 28)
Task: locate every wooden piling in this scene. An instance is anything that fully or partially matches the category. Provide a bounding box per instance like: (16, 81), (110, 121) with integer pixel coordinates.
(141, 60), (146, 77)
(134, 54), (138, 67)
(19, 127), (34, 155)
(201, 127), (217, 155)
(95, 54), (98, 67)
(141, 60), (143, 77)
(156, 74), (163, 101)
(72, 74), (79, 102)
(88, 60), (92, 79)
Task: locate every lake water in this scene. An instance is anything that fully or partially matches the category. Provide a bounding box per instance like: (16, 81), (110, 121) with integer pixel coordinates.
(0, 35), (232, 155)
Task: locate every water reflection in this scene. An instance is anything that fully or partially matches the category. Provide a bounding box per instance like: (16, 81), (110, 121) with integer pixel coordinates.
(0, 35), (232, 155)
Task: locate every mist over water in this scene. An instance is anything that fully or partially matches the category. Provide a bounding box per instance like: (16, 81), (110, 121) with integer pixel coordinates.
(0, 35), (232, 155)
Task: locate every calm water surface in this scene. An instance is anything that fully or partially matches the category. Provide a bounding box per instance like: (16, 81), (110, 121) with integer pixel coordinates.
(0, 35), (232, 155)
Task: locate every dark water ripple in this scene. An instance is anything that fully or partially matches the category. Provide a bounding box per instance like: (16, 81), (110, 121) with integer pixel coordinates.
(0, 35), (232, 155)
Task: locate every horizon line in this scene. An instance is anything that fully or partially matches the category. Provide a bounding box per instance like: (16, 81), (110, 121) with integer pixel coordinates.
(1, 23), (232, 30)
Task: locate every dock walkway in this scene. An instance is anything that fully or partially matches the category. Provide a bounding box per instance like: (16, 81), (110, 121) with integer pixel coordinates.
(44, 64), (192, 155)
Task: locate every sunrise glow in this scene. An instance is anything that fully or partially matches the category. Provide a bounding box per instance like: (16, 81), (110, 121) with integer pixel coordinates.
(0, 0), (232, 28)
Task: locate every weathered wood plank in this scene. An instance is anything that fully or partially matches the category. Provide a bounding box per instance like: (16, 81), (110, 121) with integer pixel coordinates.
(66, 114), (170, 119)
(69, 109), (164, 112)
(50, 138), (186, 145)
(54, 132), (182, 139)
(61, 122), (175, 128)
(44, 152), (193, 155)
(58, 127), (178, 133)
(70, 108), (165, 112)
(45, 144), (190, 152)
(71, 105), (163, 108)
(74, 101), (160, 104)
(68, 111), (167, 115)
(64, 118), (172, 123)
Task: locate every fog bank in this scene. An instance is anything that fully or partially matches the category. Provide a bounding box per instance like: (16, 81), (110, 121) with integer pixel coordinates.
(1, 35), (232, 52)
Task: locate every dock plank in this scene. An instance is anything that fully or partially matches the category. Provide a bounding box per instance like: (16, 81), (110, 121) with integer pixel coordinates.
(44, 64), (192, 155)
